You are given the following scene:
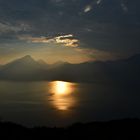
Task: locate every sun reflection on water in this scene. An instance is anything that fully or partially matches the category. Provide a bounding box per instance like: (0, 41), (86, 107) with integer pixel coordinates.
(49, 81), (76, 111)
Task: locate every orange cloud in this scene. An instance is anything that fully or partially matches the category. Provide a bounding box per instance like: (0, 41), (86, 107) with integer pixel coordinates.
(55, 34), (78, 47)
(19, 34), (79, 47)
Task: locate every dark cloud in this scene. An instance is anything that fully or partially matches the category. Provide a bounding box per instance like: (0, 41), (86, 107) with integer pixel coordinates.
(0, 0), (140, 59)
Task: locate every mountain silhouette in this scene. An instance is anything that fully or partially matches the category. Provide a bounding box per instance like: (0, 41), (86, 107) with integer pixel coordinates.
(38, 59), (47, 66)
(0, 55), (47, 80)
(3, 55), (41, 69)
(0, 54), (140, 82)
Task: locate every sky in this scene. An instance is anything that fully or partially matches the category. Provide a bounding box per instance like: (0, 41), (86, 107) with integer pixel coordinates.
(0, 0), (140, 64)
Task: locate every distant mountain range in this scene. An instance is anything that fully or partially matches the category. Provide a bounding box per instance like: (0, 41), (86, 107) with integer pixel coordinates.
(0, 54), (140, 83)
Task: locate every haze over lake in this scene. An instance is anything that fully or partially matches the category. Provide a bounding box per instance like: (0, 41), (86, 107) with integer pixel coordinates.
(0, 80), (139, 127)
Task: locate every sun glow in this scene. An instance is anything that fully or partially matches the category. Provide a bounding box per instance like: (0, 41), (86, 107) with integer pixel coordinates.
(54, 81), (68, 95)
(49, 81), (76, 111)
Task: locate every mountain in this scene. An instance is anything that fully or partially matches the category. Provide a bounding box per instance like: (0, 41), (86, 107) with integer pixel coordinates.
(3, 55), (42, 69)
(38, 59), (47, 66)
(0, 54), (140, 83)
(0, 55), (47, 80)
(53, 61), (69, 65)
(46, 54), (140, 83)
(48, 61), (70, 69)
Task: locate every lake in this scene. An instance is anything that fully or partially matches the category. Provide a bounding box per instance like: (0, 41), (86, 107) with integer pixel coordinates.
(0, 81), (139, 127)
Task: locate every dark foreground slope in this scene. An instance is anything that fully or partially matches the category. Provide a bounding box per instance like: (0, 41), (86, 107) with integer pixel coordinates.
(0, 119), (139, 140)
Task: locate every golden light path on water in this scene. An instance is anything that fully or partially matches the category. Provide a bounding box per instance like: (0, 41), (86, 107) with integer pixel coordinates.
(49, 81), (76, 111)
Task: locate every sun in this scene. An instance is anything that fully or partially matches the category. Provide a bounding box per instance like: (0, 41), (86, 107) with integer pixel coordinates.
(55, 81), (67, 95)
(51, 81), (73, 95)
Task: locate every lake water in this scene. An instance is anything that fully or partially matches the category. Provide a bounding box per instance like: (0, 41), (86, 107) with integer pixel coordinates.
(0, 81), (139, 127)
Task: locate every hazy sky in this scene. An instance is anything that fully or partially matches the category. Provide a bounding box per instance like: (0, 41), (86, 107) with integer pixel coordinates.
(0, 0), (140, 64)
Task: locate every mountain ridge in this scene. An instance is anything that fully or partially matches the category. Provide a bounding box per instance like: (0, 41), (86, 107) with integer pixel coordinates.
(0, 54), (140, 82)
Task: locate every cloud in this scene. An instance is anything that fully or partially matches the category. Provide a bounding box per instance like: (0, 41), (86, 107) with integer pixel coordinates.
(0, 22), (31, 35)
(84, 0), (102, 13)
(55, 34), (79, 47)
(19, 34), (79, 47)
(19, 36), (53, 43)
(96, 0), (102, 5)
(121, 3), (128, 13)
(0, 0), (139, 60)
(50, 0), (63, 3)
(0, 22), (21, 33)
(75, 47), (118, 61)
(50, 0), (65, 6)
(84, 5), (92, 13)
